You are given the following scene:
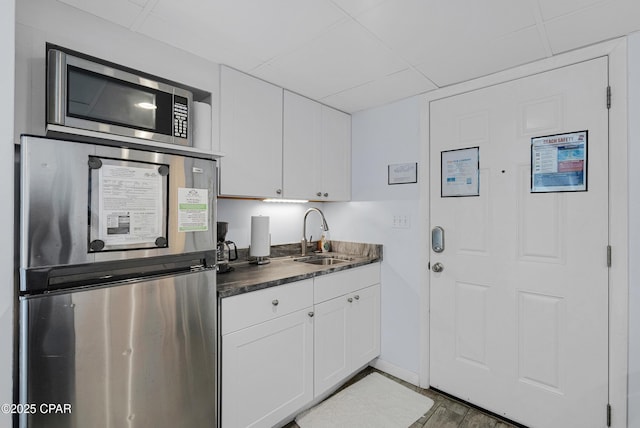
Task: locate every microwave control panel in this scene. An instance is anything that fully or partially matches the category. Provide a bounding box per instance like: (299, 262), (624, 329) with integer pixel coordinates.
(173, 95), (189, 139)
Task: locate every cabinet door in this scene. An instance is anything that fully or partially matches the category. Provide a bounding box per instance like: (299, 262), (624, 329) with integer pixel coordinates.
(321, 106), (351, 201)
(313, 296), (350, 397)
(349, 284), (381, 369)
(283, 91), (322, 200)
(222, 308), (314, 428)
(220, 66), (283, 198)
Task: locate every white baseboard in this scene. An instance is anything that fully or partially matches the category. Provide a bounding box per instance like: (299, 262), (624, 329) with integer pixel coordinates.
(370, 358), (420, 387)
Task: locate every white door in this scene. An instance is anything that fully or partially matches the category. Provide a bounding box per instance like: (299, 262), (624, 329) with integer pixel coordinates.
(429, 58), (609, 427)
(219, 66), (283, 199)
(314, 295), (350, 397)
(222, 309), (313, 428)
(349, 284), (381, 369)
(320, 105), (351, 201)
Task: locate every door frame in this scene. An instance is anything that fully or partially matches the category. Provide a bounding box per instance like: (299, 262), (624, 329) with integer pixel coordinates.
(418, 38), (629, 427)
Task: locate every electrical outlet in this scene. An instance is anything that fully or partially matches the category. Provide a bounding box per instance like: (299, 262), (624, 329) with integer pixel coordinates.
(392, 215), (411, 229)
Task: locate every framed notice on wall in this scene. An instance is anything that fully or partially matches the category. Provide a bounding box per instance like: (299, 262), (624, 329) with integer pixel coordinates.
(441, 147), (480, 197)
(531, 130), (587, 193)
(388, 162), (418, 185)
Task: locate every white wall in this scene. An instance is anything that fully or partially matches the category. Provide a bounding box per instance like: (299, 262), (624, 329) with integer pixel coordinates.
(627, 30), (640, 428)
(324, 95), (423, 381)
(1, 1), (15, 426)
(217, 199), (327, 248)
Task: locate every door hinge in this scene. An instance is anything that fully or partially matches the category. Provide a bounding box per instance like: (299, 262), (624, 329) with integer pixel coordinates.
(607, 86), (611, 109)
(607, 403), (612, 426)
(607, 245), (612, 268)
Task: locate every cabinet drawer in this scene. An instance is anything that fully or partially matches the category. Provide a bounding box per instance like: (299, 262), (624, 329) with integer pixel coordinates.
(314, 263), (380, 304)
(221, 279), (314, 335)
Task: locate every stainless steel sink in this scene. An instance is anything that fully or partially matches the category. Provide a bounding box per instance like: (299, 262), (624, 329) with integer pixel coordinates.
(293, 255), (354, 265)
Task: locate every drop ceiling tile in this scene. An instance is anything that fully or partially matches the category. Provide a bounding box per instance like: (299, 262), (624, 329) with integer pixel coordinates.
(57, 0), (144, 28)
(536, 0), (608, 20)
(149, 0), (347, 62)
(544, 0), (640, 53)
(356, 0), (537, 65)
(252, 19), (407, 100)
(137, 11), (265, 70)
(330, 0), (389, 17)
(321, 68), (437, 112)
(415, 27), (548, 87)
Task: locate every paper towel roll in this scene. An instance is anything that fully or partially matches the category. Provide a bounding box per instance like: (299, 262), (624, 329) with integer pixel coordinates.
(250, 216), (270, 258)
(193, 101), (212, 151)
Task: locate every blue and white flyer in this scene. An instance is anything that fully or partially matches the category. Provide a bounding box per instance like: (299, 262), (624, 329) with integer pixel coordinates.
(531, 131), (587, 193)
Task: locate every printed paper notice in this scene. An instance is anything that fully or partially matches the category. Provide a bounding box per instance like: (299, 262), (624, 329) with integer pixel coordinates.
(531, 131), (587, 193)
(178, 188), (209, 232)
(99, 164), (164, 245)
(441, 147), (480, 197)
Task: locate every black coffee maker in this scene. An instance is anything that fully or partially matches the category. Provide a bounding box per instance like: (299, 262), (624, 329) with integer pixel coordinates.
(217, 222), (238, 273)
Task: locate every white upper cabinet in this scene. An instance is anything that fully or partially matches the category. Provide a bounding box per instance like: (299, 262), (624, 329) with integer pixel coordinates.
(320, 104), (351, 201)
(219, 70), (350, 201)
(283, 91), (351, 201)
(283, 91), (322, 200)
(219, 66), (283, 198)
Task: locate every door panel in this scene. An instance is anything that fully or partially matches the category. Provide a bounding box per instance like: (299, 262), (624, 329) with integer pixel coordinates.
(222, 308), (313, 428)
(430, 58), (608, 427)
(350, 284), (381, 369)
(314, 296), (350, 397)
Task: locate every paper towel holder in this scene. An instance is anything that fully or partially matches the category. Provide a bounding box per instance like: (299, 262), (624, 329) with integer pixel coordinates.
(249, 254), (270, 265)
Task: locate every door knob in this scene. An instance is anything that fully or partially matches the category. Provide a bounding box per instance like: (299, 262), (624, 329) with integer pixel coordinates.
(432, 262), (444, 273)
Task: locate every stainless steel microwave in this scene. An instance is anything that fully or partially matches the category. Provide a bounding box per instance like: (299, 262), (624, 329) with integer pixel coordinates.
(47, 48), (193, 146)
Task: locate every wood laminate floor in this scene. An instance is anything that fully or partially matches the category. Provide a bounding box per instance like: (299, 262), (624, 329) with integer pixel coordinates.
(284, 367), (521, 428)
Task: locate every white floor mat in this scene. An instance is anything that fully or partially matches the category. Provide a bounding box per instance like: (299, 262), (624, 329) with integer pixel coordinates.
(295, 372), (434, 428)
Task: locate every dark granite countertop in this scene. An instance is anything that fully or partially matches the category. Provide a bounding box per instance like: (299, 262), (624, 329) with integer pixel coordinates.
(217, 241), (382, 298)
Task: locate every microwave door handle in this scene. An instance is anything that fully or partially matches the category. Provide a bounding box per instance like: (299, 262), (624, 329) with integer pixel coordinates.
(47, 49), (67, 125)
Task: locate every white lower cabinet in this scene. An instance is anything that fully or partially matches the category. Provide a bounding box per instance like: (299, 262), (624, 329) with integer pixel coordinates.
(313, 267), (380, 397)
(222, 309), (314, 428)
(348, 284), (381, 372)
(313, 294), (349, 395)
(220, 264), (380, 428)
(221, 280), (314, 428)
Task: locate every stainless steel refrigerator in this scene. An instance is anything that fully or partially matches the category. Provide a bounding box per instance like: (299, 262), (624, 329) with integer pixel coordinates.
(18, 136), (217, 427)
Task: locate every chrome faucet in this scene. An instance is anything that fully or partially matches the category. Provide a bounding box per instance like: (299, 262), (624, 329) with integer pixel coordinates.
(301, 207), (329, 256)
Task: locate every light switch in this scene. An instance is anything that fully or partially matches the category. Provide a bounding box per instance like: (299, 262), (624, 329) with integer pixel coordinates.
(392, 215), (410, 229)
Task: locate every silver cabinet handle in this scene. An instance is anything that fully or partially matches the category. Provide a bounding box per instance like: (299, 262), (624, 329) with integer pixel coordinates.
(272, 299), (279, 306)
(354, 295), (360, 300)
(276, 189), (282, 195)
(317, 192), (322, 197)
(432, 262), (444, 273)
(347, 297), (353, 303)
(308, 311), (314, 318)
(323, 192), (329, 197)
